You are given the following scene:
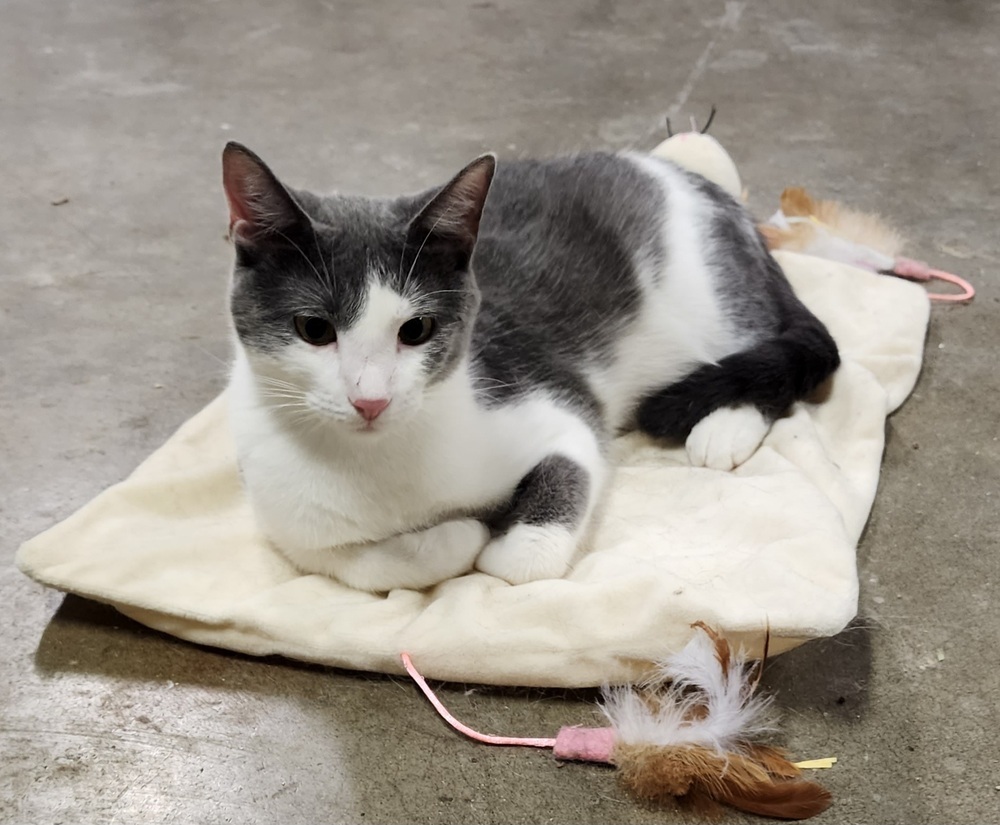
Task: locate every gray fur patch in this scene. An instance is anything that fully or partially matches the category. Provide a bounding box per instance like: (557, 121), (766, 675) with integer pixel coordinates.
(491, 454), (590, 533)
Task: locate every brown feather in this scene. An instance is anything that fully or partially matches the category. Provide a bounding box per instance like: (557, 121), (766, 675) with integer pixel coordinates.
(615, 743), (729, 802)
(702, 749), (830, 820)
(768, 186), (905, 259)
(758, 221), (817, 252)
(810, 196), (904, 257)
(716, 777), (832, 820)
(615, 743), (831, 820)
(758, 223), (788, 250)
(746, 743), (803, 779)
(690, 621), (731, 679)
(749, 625), (771, 695)
(610, 626), (831, 820)
(779, 187), (819, 217)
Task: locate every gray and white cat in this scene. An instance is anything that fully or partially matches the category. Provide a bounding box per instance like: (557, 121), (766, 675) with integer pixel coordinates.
(222, 143), (839, 592)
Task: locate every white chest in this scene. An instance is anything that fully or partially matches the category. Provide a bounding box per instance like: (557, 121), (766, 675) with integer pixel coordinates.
(229, 364), (580, 551)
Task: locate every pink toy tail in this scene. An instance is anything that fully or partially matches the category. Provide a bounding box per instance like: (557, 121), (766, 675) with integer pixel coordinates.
(892, 257), (975, 302)
(400, 652), (617, 765)
(400, 652), (556, 749)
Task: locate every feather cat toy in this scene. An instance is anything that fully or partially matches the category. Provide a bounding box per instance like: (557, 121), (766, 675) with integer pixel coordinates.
(761, 187), (974, 303)
(401, 624), (833, 821)
(651, 112), (974, 304)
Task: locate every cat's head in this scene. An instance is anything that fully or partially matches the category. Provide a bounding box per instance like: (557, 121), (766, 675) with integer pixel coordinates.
(222, 142), (494, 434)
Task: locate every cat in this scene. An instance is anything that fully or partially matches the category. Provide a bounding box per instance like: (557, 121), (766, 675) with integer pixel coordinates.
(222, 141), (840, 592)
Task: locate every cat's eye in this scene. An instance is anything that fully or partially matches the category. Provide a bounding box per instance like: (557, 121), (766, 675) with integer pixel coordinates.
(293, 315), (337, 346)
(398, 316), (437, 346)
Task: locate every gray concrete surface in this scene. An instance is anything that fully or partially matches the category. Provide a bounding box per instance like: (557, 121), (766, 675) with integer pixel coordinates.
(2, 1), (998, 822)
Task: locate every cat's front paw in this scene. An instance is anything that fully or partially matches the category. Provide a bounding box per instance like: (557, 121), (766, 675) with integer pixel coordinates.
(418, 518), (491, 584)
(686, 405), (770, 471)
(328, 518), (489, 593)
(475, 524), (576, 585)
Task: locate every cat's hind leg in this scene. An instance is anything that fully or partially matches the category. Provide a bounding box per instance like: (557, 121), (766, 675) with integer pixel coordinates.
(684, 405), (770, 471)
(637, 315), (840, 470)
(475, 421), (605, 585)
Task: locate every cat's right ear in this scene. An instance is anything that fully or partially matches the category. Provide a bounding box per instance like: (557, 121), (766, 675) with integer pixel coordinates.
(222, 142), (309, 244)
(407, 154), (496, 268)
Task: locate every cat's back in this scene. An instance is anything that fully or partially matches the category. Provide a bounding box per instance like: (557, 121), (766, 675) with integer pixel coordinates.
(476, 151), (665, 258)
(469, 151), (669, 362)
(466, 151), (766, 425)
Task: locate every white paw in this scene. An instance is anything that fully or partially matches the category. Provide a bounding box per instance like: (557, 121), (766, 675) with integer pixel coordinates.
(686, 406), (770, 471)
(475, 524), (576, 585)
(420, 519), (491, 583)
(329, 518), (489, 592)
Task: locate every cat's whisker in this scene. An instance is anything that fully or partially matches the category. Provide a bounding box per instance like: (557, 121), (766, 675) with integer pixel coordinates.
(260, 399), (309, 409)
(420, 289), (464, 297)
(408, 287), (467, 313)
(277, 230), (328, 289)
(287, 278), (336, 303)
(403, 211), (451, 290)
(266, 402), (311, 412)
(256, 391), (309, 403)
(254, 375), (309, 391)
(256, 386), (304, 397)
(256, 389), (307, 401)
(286, 409), (329, 438)
(310, 223), (335, 293)
(275, 402), (318, 422)
(396, 236), (408, 283)
(470, 376), (514, 386)
(256, 385), (305, 394)
(255, 377), (305, 390)
(189, 343), (230, 369)
(472, 381), (518, 394)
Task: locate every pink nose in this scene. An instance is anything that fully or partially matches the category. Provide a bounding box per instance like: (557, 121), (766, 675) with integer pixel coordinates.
(351, 397), (390, 421)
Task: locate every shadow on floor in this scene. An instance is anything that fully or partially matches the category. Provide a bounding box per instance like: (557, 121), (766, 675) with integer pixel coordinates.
(26, 593), (872, 823)
(36, 593), (871, 714)
(760, 618), (875, 724)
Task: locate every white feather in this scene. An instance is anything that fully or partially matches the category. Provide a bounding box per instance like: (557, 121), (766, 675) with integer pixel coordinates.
(600, 628), (776, 753)
(766, 211), (897, 272)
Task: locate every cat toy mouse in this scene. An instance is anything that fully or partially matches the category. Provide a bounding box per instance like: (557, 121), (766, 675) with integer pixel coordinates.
(761, 187), (974, 302)
(651, 105), (744, 200)
(653, 108), (974, 303)
(402, 624), (833, 820)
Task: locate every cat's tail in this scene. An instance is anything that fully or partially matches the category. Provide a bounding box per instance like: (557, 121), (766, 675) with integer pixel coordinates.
(635, 316), (840, 440)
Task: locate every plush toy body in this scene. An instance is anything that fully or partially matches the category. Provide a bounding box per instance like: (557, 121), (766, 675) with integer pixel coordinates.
(762, 187), (974, 302)
(651, 131), (743, 199)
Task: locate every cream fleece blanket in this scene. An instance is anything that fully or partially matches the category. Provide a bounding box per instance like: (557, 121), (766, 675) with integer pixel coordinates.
(16, 251), (929, 687)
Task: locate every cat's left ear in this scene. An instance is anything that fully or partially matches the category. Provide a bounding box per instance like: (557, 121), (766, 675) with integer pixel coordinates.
(407, 154), (496, 267)
(222, 142), (310, 244)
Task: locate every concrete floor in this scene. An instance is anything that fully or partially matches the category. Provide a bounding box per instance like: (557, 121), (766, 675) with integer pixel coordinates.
(2, 0), (998, 822)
